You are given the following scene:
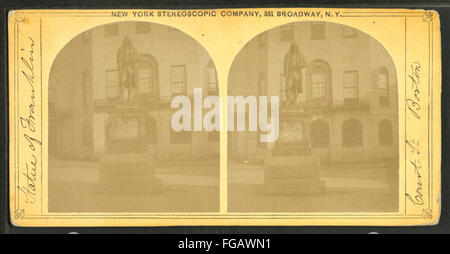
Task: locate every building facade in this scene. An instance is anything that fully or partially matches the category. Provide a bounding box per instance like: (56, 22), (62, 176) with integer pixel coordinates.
(49, 21), (220, 161)
(228, 21), (399, 164)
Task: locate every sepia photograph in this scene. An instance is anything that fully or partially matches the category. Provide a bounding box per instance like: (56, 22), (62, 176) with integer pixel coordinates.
(48, 21), (220, 212)
(227, 21), (399, 212)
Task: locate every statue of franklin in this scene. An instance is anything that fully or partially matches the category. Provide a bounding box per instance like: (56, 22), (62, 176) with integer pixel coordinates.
(284, 42), (308, 105)
(117, 36), (138, 101)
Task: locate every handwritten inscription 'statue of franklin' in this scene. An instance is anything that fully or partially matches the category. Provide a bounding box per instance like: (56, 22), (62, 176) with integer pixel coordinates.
(18, 34), (41, 204)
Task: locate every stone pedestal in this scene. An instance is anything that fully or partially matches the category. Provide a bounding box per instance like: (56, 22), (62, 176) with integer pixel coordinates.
(264, 106), (326, 195)
(96, 104), (161, 194)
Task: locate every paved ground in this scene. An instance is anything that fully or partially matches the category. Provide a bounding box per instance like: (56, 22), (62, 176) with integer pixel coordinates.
(227, 161), (398, 212)
(48, 159), (398, 213)
(48, 159), (220, 212)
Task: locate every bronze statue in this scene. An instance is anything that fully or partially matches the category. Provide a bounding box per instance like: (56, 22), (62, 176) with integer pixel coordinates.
(117, 36), (138, 101)
(284, 42), (307, 105)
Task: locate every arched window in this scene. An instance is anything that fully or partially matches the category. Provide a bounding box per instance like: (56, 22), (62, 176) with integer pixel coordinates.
(206, 61), (218, 95)
(378, 67), (389, 106)
(311, 66), (326, 98)
(146, 116), (157, 144)
(379, 119), (393, 146)
(136, 62), (154, 95)
(82, 120), (92, 146)
(136, 54), (159, 99)
(306, 60), (331, 102)
(342, 118), (363, 147)
(311, 119), (329, 148)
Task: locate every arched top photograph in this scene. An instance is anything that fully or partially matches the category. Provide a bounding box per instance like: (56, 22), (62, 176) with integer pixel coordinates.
(227, 21), (400, 213)
(47, 21), (220, 213)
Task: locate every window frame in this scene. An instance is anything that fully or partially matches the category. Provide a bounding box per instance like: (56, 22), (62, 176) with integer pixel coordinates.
(343, 71), (359, 104)
(311, 66), (327, 99)
(206, 61), (218, 95)
(170, 65), (187, 96)
(378, 67), (390, 106)
(105, 69), (120, 100)
(136, 63), (154, 95)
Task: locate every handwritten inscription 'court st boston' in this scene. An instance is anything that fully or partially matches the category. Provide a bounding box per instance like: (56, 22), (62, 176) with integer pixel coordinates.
(405, 61), (424, 207)
(18, 32), (41, 206)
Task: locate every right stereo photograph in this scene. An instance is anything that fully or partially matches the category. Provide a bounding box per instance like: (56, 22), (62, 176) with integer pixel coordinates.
(227, 21), (399, 213)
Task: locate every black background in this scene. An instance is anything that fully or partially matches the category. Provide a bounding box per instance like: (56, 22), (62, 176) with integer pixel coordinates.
(0, 0), (449, 236)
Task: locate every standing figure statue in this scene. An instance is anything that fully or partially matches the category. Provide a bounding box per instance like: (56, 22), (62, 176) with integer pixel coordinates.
(117, 36), (138, 102)
(284, 42), (308, 105)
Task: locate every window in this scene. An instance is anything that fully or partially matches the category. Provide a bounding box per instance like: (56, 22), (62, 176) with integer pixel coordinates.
(170, 128), (192, 144)
(378, 67), (389, 106)
(343, 27), (357, 38)
(311, 23), (325, 40)
(136, 66), (153, 94)
(104, 23), (119, 37)
(105, 70), (120, 99)
(146, 116), (157, 144)
(206, 61), (217, 95)
(311, 120), (329, 148)
(82, 69), (91, 106)
(311, 66), (327, 98)
(342, 118), (363, 147)
(170, 65), (187, 95)
(82, 121), (93, 146)
(280, 24), (294, 42)
(136, 22), (151, 34)
(343, 71), (358, 104)
(208, 131), (219, 143)
(379, 120), (393, 146)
